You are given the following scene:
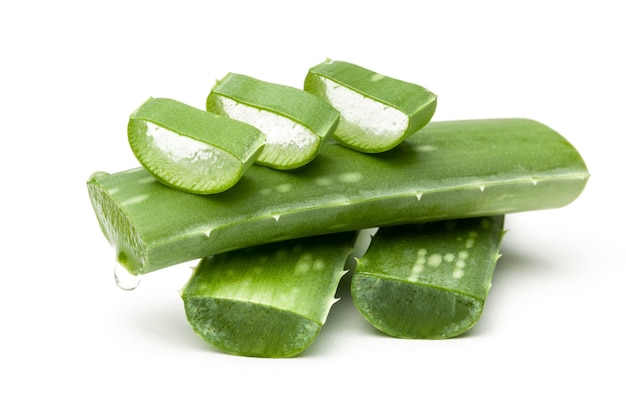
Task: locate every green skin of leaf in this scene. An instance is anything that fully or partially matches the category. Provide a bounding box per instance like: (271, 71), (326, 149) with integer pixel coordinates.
(182, 232), (354, 358)
(128, 97), (265, 194)
(304, 59), (437, 153)
(87, 118), (589, 275)
(352, 216), (504, 339)
(206, 72), (340, 170)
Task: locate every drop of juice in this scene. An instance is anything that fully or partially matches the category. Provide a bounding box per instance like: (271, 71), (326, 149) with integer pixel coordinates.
(114, 261), (141, 291)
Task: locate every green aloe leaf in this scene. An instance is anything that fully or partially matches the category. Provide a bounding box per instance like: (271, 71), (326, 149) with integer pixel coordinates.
(304, 59), (437, 153)
(352, 216), (504, 339)
(207, 73), (340, 170)
(181, 232), (354, 357)
(128, 97), (265, 194)
(87, 118), (589, 275)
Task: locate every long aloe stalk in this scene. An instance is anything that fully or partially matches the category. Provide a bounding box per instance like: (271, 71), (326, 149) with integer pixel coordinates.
(181, 232), (354, 357)
(352, 216), (504, 339)
(87, 118), (589, 275)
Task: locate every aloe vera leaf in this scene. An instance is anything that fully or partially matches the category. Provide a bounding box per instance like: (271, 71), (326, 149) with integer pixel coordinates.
(303, 59), (437, 153)
(351, 216), (505, 339)
(181, 232), (354, 357)
(87, 118), (589, 275)
(128, 97), (265, 194)
(207, 73), (340, 170)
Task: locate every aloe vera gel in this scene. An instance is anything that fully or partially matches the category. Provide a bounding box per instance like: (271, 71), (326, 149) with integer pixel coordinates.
(352, 217), (505, 339)
(128, 97), (265, 194)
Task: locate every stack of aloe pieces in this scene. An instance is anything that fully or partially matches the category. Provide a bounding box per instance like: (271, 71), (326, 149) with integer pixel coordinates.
(87, 59), (589, 358)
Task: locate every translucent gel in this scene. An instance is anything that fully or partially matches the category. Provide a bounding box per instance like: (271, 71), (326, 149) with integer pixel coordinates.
(114, 261), (141, 291)
(319, 77), (408, 139)
(145, 122), (222, 165)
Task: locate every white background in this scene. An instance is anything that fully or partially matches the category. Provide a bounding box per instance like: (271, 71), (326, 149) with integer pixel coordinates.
(2, 1), (623, 402)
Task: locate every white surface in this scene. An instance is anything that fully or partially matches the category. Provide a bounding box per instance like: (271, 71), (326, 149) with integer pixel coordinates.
(1, 1), (623, 402)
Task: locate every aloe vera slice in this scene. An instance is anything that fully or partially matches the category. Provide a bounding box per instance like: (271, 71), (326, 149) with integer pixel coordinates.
(181, 232), (354, 357)
(207, 73), (340, 170)
(87, 118), (588, 275)
(352, 216), (504, 339)
(304, 59), (437, 153)
(128, 97), (265, 194)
